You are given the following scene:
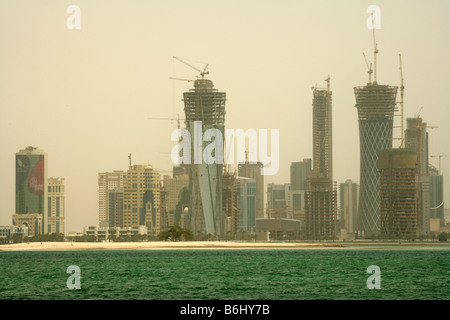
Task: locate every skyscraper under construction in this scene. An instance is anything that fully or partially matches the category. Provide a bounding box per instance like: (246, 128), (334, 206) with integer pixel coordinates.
(354, 40), (398, 236)
(378, 148), (417, 237)
(305, 77), (337, 239)
(183, 78), (226, 237)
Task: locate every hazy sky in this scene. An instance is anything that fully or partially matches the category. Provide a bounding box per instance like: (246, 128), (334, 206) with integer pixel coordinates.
(1, 0), (449, 233)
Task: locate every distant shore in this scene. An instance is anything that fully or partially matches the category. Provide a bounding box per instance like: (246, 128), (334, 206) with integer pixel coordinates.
(0, 241), (449, 251)
(0, 241), (346, 251)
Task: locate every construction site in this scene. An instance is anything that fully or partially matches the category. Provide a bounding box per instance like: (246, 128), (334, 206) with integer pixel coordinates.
(312, 77), (333, 180)
(378, 148), (417, 237)
(355, 82), (398, 236)
(178, 57), (226, 237)
(304, 77), (337, 240)
(305, 178), (337, 239)
(354, 20), (400, 237)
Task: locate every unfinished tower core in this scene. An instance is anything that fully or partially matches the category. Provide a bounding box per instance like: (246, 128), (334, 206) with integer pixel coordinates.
(312, 81), (332, 180)
(305, 77), (337, 240)
(183, 79), (226, 237)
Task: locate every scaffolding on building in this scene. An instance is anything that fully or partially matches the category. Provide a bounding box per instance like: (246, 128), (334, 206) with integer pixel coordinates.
(183, 78), (226, 237)
(305, 77), (337, 240)
(378, 149), (417, 237)
(304, 178), (337, 239)
(312, 77), (332, 180)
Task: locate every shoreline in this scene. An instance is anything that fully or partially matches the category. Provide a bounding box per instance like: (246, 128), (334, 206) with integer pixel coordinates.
(0, 241), (449, 251)
(0, 241), (344, 251)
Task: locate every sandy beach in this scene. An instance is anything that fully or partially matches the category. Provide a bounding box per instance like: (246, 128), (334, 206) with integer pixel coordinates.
(0, 241), (346, 251)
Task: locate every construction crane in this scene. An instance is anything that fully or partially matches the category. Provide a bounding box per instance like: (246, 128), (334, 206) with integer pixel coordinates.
(168, 77), (194, 83)
(430, 155), (449, 173)
(173, 56), (209, 79)
(399, 54), (405, 148)
(363, 52), (373, 84)
(371, 11), (379, 83)
(414, 115), (438, 234)
(147, 114), (184, 130)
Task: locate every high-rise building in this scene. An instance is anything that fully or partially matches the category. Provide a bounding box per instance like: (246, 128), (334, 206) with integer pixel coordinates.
(47, 177), (65, 234)
(312, 81), (332, 180)
(183, 78), (226, 236)
(289, 190), (305, 221)
(123, 165), (161, 236)
(405, 117), (428, 175)
(238, 161), (264, 218)
(161, 173), (189, 230)
(305, 78), (337, 240)
(305, 179), (337, 239)
(98, 171), (126, 225)
(108, 187), (124, 228)
(290, 159), (312, 191)
(429, 164), (444, 226)
(173, 164), (188, 177)
(267, 183), (290, 219)
(236, 177), (256, 233)
(267, 183), (305, 223)
(14, 146), (48, 236)
(290, 160), (310, 223)
(405, 117), (431, 235)
(339, 180), (358, 238)
(378, 148), (417, 237)
(354, 80), (397, 236)
(222, 171), (239, 236)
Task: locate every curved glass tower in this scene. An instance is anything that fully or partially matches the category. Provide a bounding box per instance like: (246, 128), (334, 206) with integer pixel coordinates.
(354, 83), (397, 236)
(183, 79), (226, 236)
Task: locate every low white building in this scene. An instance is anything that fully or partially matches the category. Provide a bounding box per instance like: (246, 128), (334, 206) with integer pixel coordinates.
(0, 225), (29, 238)
(83, 225), (148, 241)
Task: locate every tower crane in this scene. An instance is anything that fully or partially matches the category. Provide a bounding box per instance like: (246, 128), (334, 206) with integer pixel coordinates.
(172, 56), (209, 79)
(168, 77), (194, 83)
(147, 114), (184, 130)
(371, 11), (379, 83)
(430, 155), (449, 173)
(363, 52), (373, 85)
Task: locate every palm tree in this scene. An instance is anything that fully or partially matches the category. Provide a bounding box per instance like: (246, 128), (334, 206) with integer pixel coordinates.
(438, 232), (448, 242)
(158, 225), (193, 241)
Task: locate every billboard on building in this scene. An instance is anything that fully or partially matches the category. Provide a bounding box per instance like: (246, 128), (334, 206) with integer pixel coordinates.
(16, 153), (45, 215)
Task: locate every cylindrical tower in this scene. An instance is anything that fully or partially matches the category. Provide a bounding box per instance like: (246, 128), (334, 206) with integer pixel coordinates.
(354, 83), (398, 236)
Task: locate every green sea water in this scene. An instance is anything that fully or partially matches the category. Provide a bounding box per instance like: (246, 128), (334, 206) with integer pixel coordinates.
(1, 247), (449, 300)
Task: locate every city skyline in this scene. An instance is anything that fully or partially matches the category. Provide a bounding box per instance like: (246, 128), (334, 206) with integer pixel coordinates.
(1, 1), (449, 233)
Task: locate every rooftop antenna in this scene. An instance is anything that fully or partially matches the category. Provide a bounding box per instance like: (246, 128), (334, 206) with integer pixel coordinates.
(128, 153), (132, 169)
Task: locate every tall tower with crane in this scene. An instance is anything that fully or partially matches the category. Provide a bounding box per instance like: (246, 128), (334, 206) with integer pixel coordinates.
(354, 17), (398, 237)
(173, 56), (226, 237)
